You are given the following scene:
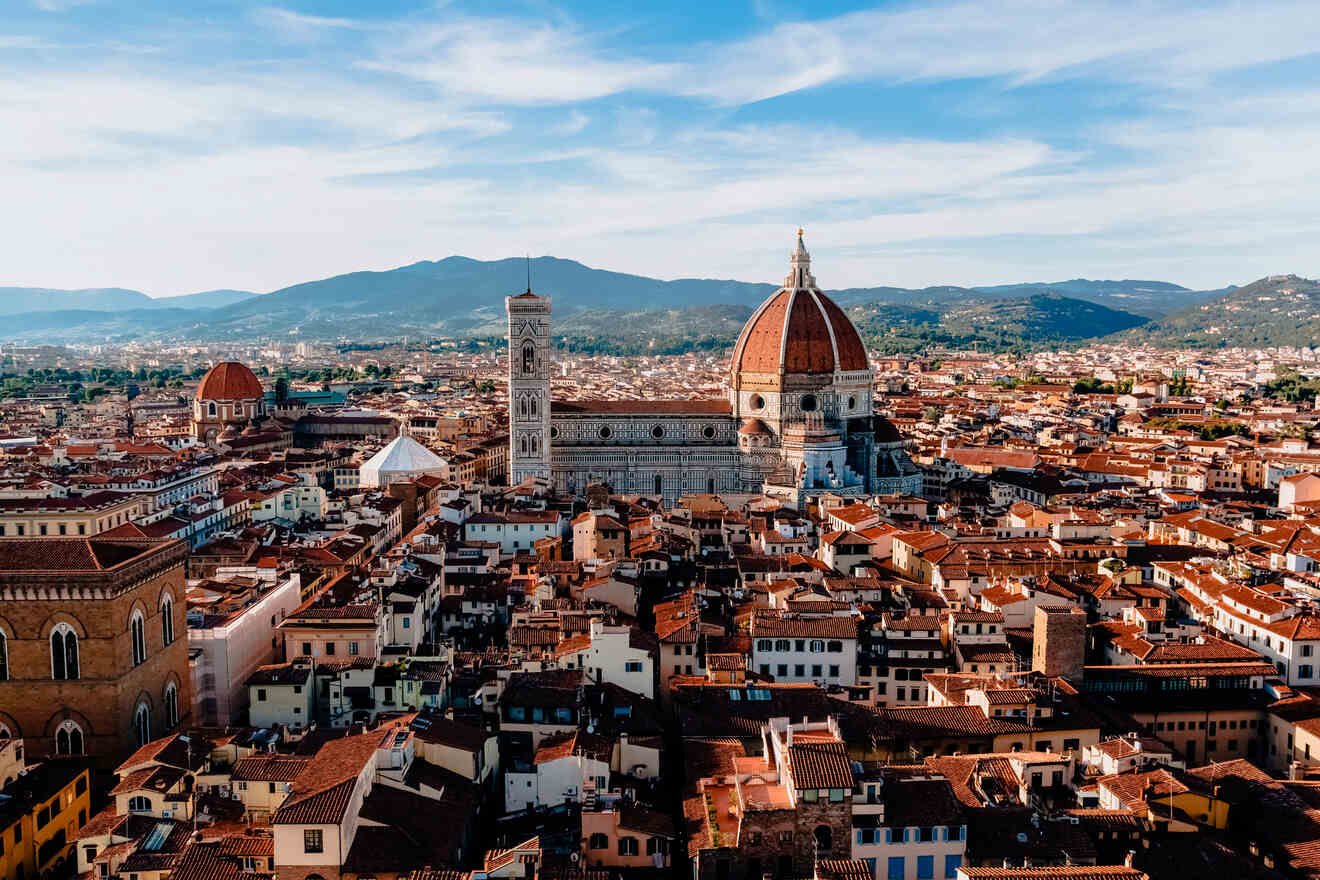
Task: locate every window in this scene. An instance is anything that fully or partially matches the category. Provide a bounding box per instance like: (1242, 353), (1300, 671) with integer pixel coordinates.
(810, 640), (825, 653)
(51, 624), (79, 680)
(777, 665), (787, 676)
(303, 830), (323, 853)
(55, 720), (83, 756)
(944, 854), (962, 879)
(325, 642), (336, 656)
(829, 665), (840, 677)
(618, 837), (638, 856)
(795, 665), (805, 677)
(811, 665), (823, 678)
(888, 857), (905, 880)
(917, 855), (934, 880)
(775, 639), (791, 651)
(508, 707), (525, 721)
(589, 833), (608, 850)
(0, 631), (6, 681)
(134, 703), (151, 747)
(402, 618), (409, 629)
(128, 796), (151, 813)
(827, 641), (843, 653)
(800, 394), (818, 412)
(164, 683), (179, 730)
(625, 661), (643, 673)
(130, 611), (147, 667)
(757, 640), (772, 651)
(161, 597), (174, 646)
(1301, 665), (1314, 679)
(302, 642), (312, 657)
(349, 642), (359, 656)
(813, 825), (832, 853)
(257, 689), (267, 702)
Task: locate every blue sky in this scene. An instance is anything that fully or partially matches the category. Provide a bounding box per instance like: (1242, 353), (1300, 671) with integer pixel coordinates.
(3, 0), (1320, 296)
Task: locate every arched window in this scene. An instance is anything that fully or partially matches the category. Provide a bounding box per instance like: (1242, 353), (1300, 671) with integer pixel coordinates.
(130, 611), (147, 667)
(128, 796), (151, 813)
(0, 631), (7, 681)
(654, 474), (663, 496)
(55, 720), (83, 756)
(518, 396), (528, 418)
(51, 624), (79, 680)
(164, 683), (179, 730)
(207, 401), (217, 417)
(522, 342), (535, 375)
(519, 435), (528, 455)
(134, 703), (151, 747)
(161, 596), (175, 646)
(530, 435), (539, 455)
(529, 396), (538, 417)
(814, 825), (832, 853)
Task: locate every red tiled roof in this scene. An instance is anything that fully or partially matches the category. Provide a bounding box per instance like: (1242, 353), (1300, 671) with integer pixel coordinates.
(731, 287), (868, 375)
(197, 362), (263, 401)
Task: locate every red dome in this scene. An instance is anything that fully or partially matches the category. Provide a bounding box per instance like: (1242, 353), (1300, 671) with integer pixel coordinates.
(731, 287), (869, 375)
(197, 362), (263, 401)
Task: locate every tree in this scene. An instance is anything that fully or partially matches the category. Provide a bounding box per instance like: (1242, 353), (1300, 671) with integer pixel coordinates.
(274, 377), (290, 403)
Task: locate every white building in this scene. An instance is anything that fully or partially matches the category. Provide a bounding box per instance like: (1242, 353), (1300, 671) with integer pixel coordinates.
(583, 620), (655, 699)
(503, 730), (613, 814)
(359, 434), (448, 488)
(462, 510), (562, 556)
(189, 568), (302, 726)
(751, 611), (859, 686)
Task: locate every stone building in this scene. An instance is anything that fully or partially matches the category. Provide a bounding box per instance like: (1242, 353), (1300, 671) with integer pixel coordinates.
(0, 537), (192, 766)
(192, 361), (267, 443)
(507, 233), (922, 507)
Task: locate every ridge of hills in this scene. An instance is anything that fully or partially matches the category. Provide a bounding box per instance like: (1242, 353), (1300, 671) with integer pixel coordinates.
(0, 256), (1307, 352)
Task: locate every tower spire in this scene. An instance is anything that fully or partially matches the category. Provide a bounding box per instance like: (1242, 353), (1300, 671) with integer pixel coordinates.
(786, 227), (815, 288)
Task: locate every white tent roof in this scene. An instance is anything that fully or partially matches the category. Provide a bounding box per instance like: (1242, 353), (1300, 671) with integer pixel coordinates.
(359, 435), (447, 486)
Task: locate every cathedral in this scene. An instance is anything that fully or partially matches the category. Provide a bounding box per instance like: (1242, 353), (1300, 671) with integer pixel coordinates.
(506, 233), (922, 507)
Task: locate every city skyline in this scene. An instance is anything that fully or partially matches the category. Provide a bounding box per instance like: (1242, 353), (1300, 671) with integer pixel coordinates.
(3, 0), (1320, 297)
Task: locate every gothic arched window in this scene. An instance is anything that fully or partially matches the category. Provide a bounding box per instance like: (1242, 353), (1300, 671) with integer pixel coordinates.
(207, 401), (217, 417)
(522, 342), (535, 375)
(529, 396), (538, 417)
(134, 703), (151, 747)
(161, 596), (175, 646)
(55, 720), (83, 756)
(130, 610), (147, 667)
(164, 682), (179, 730)
(51, 624), (79, 680)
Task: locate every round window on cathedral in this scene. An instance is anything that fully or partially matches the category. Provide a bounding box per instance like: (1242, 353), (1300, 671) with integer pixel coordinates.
(550, 426), (559, 440)
(750, 394), (765, 410)
(651, 425), (665, 440)
(801, 394), (818, 412)
(702, 425), (716, 440)
(598, 426), (612, 440)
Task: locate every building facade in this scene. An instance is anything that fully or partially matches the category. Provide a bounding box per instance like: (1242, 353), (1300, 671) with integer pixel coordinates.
(506, 234), (922, 506)
(0, 537), (192, 766)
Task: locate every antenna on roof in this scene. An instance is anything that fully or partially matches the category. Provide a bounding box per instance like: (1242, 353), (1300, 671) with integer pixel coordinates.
(526, 254), (532, 295)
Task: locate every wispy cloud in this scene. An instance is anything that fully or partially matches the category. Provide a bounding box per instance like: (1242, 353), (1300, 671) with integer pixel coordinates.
(0, 0), (1318, 295)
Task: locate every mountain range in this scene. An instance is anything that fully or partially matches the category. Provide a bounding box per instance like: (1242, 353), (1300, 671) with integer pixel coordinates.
(0, 256), (1309, 352)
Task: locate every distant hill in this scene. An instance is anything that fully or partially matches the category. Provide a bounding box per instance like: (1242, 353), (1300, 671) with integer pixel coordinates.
(0, 286), (259, 317)
(0, 287), (151, 316)
(845, 293), (1148, 354)
(1120, 275), (1320, 348)
(0, 256), (1252, 349)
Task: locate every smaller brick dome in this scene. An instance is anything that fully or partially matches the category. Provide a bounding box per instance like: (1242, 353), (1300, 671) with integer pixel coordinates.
(197, 362), (263, 401)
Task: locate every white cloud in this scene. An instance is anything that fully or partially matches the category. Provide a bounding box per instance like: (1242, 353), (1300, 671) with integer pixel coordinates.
(32, 0), (95, 11)
(358, 17), (679, 104)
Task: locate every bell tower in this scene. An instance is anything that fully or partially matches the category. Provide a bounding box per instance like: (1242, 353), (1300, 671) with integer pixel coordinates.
(506, 287), (552, 484)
